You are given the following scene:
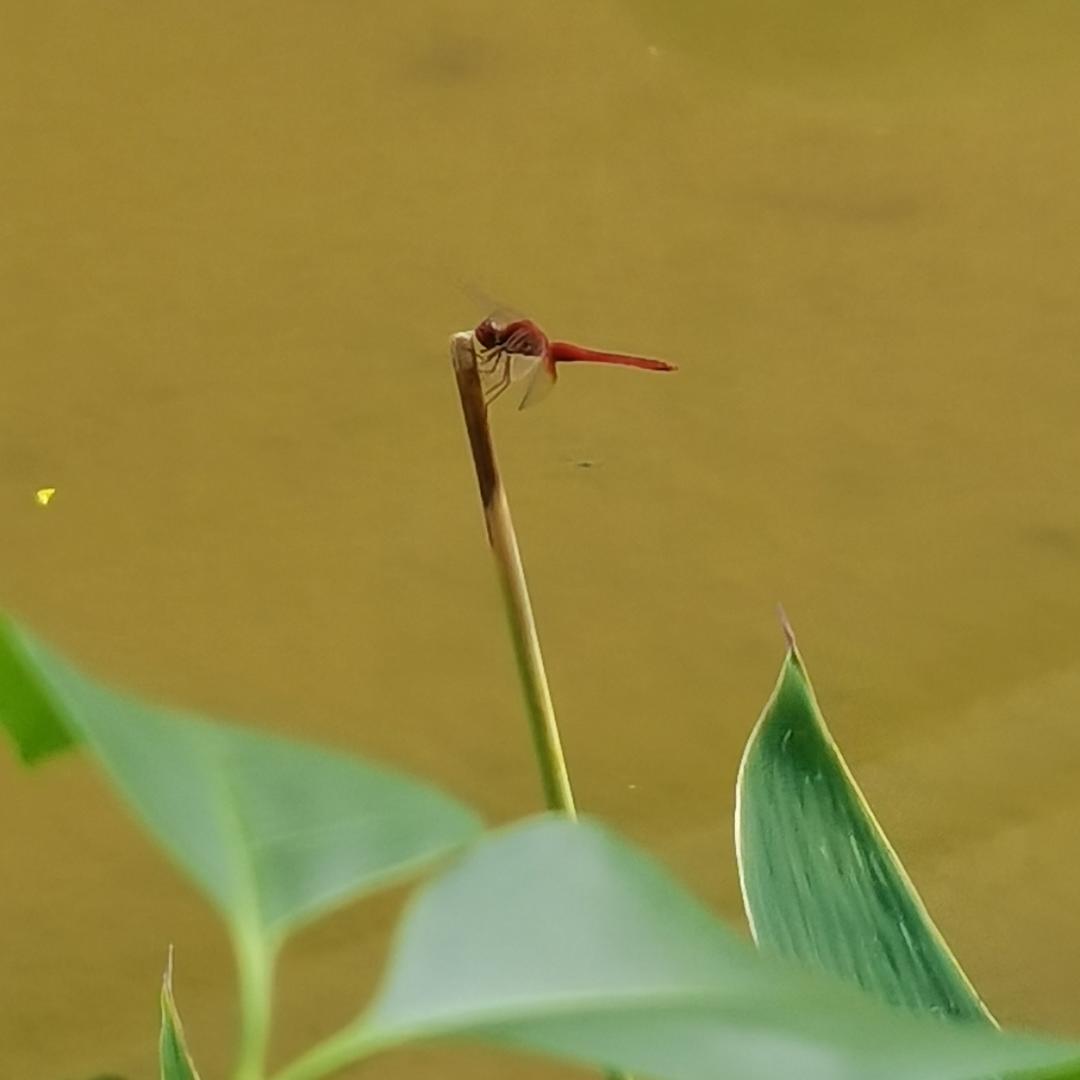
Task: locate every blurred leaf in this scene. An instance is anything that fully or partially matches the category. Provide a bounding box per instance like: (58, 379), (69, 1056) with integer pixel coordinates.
(0, 618), (73, 763)
(0, 614), (483, 1068)
(160, 950), (201, 1080)
(286, 817), (1080, 1080)
(0, 616), (482, 935)
(736, 644), (992, 1023)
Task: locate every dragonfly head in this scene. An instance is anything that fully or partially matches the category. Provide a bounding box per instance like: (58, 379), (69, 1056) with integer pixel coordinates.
(473, 318), (504, 350)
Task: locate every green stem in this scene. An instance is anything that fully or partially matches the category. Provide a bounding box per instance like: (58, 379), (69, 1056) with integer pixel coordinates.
(232, 928), (275, 1080)
(452, 334), (632, 1080)
(269, 1026), (387, 1080)
(451, 334), (576, 816)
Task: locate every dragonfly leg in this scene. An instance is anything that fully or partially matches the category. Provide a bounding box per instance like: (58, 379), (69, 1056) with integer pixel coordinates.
(476, 348), (502, 374)
(483, 361), (511, 405)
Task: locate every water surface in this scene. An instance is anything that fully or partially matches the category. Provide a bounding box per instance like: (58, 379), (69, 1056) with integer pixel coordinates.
(3, 3), (1080, 1076)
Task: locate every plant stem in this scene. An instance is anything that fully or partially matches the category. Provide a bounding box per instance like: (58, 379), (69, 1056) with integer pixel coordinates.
(232, 928), (275, 1080)
(452, 334), (631, 1080)
(451, 333), (576, 815)
(269, 1026), (388, 1080)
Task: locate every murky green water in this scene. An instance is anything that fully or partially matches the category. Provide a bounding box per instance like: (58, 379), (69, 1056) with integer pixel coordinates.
(3, 3), (1080, 1076)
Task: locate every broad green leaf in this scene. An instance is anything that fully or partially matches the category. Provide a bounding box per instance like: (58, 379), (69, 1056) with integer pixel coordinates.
(160, 951), (201, 1080)
(0, 617), (72, 762)
(0, 616), (482, 934)
(736, 644), (992, 1023)
(0, 615), (483, 1071)
(282, 817), (1080, 1080)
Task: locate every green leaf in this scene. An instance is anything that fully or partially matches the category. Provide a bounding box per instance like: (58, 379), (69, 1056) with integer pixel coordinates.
(0, 615), (483, 1075)
(0, 616), (482, 933)
(281, 817), (1080, 1080)
(0, 618), (74, 763)
(735, 643), (992, 1023)
(160, 950), (201, 1080)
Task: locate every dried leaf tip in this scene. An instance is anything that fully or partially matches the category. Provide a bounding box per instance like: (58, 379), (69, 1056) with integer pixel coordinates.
(776, 604), (797, 652)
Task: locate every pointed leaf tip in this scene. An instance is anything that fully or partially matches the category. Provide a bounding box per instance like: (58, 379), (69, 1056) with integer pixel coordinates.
(159, 951), (201, 1080)
(736, 645), (993, 1024)
(776, 604), (797, 652)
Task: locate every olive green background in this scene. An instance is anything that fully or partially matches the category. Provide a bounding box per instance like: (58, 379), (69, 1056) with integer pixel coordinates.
(3, 2), (1079, 1077)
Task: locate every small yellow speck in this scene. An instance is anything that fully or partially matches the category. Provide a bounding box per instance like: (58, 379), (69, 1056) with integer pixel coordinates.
(35, 488), (56, 506)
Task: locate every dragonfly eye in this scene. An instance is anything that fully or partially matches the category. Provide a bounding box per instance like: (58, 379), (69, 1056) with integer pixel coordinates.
(474, 319), (499, 349)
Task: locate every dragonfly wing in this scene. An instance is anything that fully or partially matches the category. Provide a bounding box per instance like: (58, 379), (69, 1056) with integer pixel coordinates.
(507, 353), (539, 383)
(517, 360), (557, 410)
(475, 348), (540, 405)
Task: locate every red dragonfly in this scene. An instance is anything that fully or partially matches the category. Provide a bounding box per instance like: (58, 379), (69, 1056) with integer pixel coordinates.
(471, 316), (677, 409)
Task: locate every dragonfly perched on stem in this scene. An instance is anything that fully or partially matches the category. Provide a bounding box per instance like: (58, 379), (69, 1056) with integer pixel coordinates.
(471, 315), (677, 409)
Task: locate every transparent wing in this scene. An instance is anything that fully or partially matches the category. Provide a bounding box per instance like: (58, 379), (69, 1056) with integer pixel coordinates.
(476, 347), (542, 406)
(507, 353), (538, 382)
(517, 361), (557, 410)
